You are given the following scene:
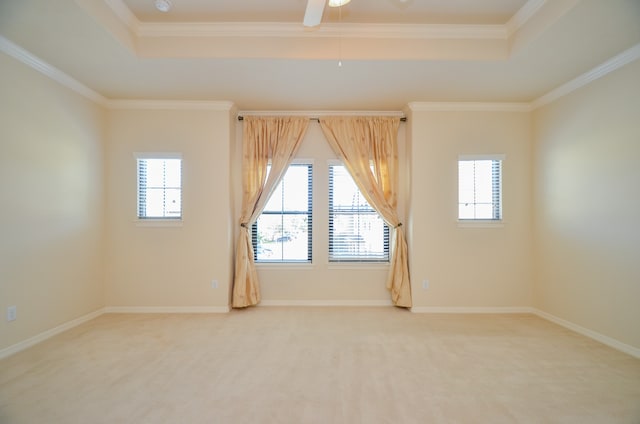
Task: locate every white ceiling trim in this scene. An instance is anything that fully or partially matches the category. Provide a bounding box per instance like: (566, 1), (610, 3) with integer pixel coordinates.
(104, 0), (139, 31)
(0, 35), (107, 106)
(531, 42), (640, 109)
(107, 99), (236, 110)
(136, 22), (507, 40)
(94, 1), (578, 60)
(505, 0), (546, 37)
(103, 0), (554, 41)
(407, 102), (532, 112)
(105, 0), (514, 41)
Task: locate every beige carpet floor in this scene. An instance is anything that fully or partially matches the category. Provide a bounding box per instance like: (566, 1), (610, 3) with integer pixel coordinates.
(1, 307), (639, 423)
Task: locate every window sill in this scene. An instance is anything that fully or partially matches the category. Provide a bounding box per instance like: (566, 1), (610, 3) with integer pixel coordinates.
(135, 219), (183, 227)
(255, 262), (314, 270)
(327, 262), (390, 270)
(457, 220), (504, 228)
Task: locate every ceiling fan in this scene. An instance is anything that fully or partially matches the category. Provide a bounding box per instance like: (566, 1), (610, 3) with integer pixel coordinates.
(303, 0), (351, 27)
(303, 0), (410, 28)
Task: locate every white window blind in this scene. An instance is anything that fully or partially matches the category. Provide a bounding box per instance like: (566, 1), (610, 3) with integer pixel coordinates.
(329, 164), (389, 262)
(252, 163), (313, 263)
(136, 155), (182, 220)
(458, 155), (503, 220)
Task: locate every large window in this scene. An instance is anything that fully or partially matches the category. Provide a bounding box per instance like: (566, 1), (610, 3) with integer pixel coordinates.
(136, 154), (182, 219)
(458, 155), (503, 220)
(252, 163), (313, 263)
(329, 164), (389, 262)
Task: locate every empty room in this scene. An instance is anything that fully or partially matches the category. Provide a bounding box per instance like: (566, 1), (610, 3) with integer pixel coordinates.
(1, 0), (639, 422)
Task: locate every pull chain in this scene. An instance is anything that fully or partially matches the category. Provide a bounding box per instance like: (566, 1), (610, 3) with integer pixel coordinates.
(338, 5), (343, 67)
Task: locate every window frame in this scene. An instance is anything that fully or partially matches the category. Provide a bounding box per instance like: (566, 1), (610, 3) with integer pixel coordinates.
(328, 161), (390, 263)
(134, 152), (183, 225)
(252, 160), (313, 264)
(457, 154), (504, 226)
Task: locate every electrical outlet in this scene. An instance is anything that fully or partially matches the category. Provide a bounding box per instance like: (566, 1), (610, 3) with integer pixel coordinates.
(211, 280), (219, 289)
(7, 306), (17, 322)
(422, 280), (429, 289)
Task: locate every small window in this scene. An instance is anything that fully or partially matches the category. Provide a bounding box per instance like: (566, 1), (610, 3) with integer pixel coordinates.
(458, 155), (503, 220)
(329, 164), (389, 262)
(136, 154), (182, 220)
(252, 163), (313, 263)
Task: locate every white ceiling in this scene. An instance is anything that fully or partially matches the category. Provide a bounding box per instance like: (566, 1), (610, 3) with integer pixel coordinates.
(123, 0), (527, 24)
(0, 0), (639, 110)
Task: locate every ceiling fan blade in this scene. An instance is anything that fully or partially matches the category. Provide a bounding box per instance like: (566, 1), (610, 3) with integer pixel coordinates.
(303, 0), (326, 27)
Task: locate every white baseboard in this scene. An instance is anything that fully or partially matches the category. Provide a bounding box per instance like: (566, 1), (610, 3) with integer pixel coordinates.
(0, 308), (106, 360)
(4, 305), (636, 361)
(104, 306), (230, 313)
(259, 299), (393, 307)
(532, 309), (640, 359)
(410, 306), (534, 314)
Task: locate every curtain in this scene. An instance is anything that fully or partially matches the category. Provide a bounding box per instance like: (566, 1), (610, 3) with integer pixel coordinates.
(319, 116), (412, 307)
(232, 116), (309, 308)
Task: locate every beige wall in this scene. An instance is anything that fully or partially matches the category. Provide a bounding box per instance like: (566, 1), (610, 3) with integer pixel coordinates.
(407, 107), (533, 309)
(533, 60), (640, 349)
(105, 105), (235, 309)
(232, 121), (406, 303)
(0, 52), (106, 350)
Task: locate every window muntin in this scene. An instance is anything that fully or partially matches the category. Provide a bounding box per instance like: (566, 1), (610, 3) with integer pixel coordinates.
(137, 156), (182, 219)
(252, 163), (312, 263)
(329, 164), (389, 262)
(458, 157), (502, 220)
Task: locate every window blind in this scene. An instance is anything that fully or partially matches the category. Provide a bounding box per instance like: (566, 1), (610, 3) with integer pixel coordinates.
(137, 157), (182, 219)
(458, 157), (502, 220)
(329, 164), (389, 262)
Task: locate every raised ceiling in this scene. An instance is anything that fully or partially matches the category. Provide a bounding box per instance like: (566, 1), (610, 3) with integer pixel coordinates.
(122, 0), (528, 24)
(0, 0), (639, 110)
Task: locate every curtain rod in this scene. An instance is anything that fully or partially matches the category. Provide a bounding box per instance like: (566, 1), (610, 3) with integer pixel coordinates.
(237, 116), (406, 122)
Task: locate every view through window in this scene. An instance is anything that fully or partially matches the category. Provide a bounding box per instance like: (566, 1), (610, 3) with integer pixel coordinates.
(458, 157), (502, 220)
(252, 163), (312, 262)
(137, 156), (182, 219)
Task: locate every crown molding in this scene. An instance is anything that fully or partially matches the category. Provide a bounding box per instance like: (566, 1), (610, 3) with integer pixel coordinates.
(104, 0), (557, 41)
(104, 0), (139, 31)
(106, 99), (235, 110)
(407, 102), (532, 112)
(97, 0), (547, 39)
(531, 42), (640, 109)
(320, 23), (506, 40)
(0, 35), (107, 105)
(505, 0), (546, 37)
(102, 0), (510, 41)
(136, 21), (507, 40)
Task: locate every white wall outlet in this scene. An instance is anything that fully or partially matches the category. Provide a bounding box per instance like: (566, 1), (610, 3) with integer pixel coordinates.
(211, 280), (219, 289)
(7, 306), (17, 321)
(422, 280), (429, 289)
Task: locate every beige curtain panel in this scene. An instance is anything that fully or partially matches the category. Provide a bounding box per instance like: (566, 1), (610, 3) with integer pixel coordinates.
(232, 116), (309, 308)
(319, 116), (412, 307)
